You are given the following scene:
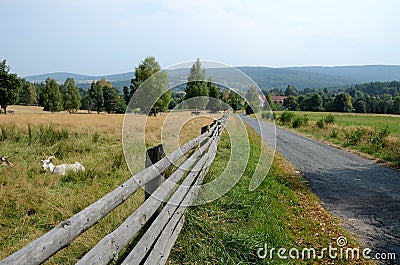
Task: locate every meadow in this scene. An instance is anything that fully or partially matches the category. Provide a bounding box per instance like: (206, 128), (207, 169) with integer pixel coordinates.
(272, 111), (400, 167)
(285, 111), (400, 136)
(1, 106), (373, 264)
(0, 106), (216, 263)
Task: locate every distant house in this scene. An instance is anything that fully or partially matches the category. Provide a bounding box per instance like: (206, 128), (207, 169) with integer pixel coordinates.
(271, 96), (287, 104)
(259, 94), (266, 107)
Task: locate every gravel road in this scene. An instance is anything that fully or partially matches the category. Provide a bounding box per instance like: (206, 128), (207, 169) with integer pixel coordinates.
(240, 114), (400, 264)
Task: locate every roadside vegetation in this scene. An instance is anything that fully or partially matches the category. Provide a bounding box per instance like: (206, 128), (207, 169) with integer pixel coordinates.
(264, 111), (400, 167)
(169, 124), (373, 264)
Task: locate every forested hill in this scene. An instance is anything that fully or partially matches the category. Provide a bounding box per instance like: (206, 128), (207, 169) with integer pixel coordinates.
(284, 65), (400, 84)
(24, 65), (400, 90)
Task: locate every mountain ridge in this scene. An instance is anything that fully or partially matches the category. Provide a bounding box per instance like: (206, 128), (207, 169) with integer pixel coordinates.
(24, 65), (400, 90)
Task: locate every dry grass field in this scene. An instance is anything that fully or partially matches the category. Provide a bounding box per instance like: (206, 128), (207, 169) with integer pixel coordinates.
(0, 105), (220, 263)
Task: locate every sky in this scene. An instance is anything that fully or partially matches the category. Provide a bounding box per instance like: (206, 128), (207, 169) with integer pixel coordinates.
(1, 0), (399, 77)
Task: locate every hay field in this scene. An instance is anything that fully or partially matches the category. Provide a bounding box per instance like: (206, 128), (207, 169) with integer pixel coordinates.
(0, 105), (220, 263)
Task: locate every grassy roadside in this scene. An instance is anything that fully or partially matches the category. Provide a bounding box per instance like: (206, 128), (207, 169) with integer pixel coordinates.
(168, 123), (373, 264)
(269, 111), (400, 168)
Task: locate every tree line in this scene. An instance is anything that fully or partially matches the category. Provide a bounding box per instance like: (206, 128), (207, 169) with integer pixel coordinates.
(4, 57), (399, 115)
(1, 57), (248, 114)
(264, 82), (400, 114)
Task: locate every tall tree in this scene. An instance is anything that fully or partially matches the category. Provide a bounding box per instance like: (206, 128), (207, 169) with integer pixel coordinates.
(283, 95), (299, 110)
(81, 94), (94, 113)
(0, 60), (22, 114)
(285, 85), (299, 96)
(228, 90), (243, 111)
(333, 93), (353, 112)
(393, 96), (400, 114)
(42, 78), (63, 113)
(130, 56), (170, 112)
(103, 86), (120, 114)
(88, 81), (104, 113)
(245, 85), (261, 113)
(301, 93), (323, 111)
(61, 78), (81, 113)
(353, 99), (367, 113)
(184, 59), (209, 109)
(19, 81), (37, 105)
(123, 85), (130, 105)
(206, 79), (222, 111)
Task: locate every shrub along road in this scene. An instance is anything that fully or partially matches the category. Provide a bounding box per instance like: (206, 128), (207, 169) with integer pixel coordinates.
(240, 114), (400, 263)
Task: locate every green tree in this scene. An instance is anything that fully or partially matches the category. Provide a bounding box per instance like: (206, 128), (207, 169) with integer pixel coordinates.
(123, 85), (130, 105)
(81, 94), (94, 113)
(185, 59), (209, 109)
(264, 91), (275, 111)
(393, 96), (400, 114)
(206, 79), (222, 111)
(228, 90), (243, 111)
(130, 56), (170, 112)
(245, 86), (261, 113)
(42, 78), (63, 113)
(61, 78), (81, 113)
(0, 60), (22, 114)
(283, 95), (299, 110)
(88, 81), (104, 113)
(103, 86), (120, 114)
(301, 93), (323, 111)
(353, 99), (367, 113)
(19, 81), (37, 105)
(285, 85), (299, 96)
(333, 93), (354, 112)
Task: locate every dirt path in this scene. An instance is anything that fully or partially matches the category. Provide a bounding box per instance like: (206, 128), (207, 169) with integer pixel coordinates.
(240, 114), (400, 264)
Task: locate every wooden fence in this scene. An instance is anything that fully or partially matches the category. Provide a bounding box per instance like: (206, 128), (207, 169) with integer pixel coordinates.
(1, 113), (229, 265)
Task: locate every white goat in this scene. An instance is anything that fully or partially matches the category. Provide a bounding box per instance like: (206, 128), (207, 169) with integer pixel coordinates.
(1, 156), (14, 167)
(41, 156), (85, 175)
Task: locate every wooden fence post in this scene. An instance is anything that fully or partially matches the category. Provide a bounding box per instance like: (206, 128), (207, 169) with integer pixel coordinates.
(200, 125), (210, 147)
(145, 144), (166, 200)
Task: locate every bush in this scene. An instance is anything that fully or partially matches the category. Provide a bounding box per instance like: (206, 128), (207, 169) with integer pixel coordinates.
(324, 114), (335, 124)
(279, 111), (295, 124)
(330, 128), (339, 138)
(261, 111), (274, 120)
(369, 125), (391, 149)
(316, 119), (325, 129)
(292, 115), (309, 128)
(345, 127), (366, 145)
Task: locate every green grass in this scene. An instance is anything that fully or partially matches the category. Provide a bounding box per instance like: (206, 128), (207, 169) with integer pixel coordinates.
(168, 124), (372, 264)
(278, 111), (400, 137)
(272, 111), (400, 167)
(0, 124), (142, 264)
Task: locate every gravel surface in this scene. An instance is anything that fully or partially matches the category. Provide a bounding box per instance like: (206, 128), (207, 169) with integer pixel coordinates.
(240, 114), (400, 264)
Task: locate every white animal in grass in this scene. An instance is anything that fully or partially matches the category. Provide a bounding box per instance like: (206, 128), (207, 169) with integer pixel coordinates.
(1, 156), (14, 167)
(40, 156), (85, 175)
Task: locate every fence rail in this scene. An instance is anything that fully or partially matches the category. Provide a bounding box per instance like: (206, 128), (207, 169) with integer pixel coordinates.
(1, 112), (229, 265)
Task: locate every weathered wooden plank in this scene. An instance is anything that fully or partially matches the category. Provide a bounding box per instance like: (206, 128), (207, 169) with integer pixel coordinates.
(120, 151), (213, 265)
(157, 214), (185, 265)
(75, 136), (217, 265)
(144, 161), (213, 265)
